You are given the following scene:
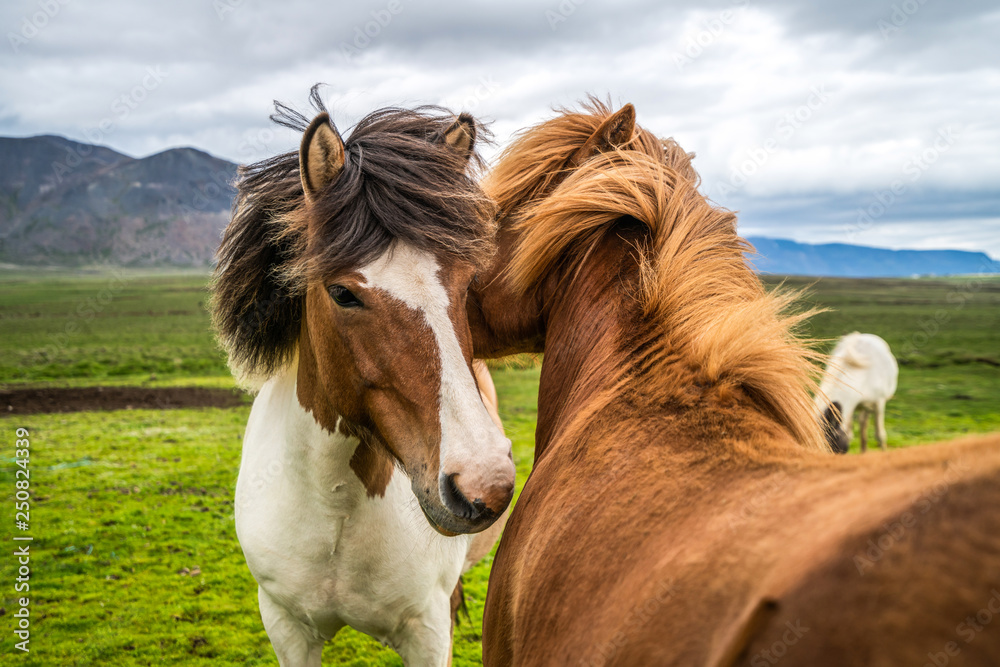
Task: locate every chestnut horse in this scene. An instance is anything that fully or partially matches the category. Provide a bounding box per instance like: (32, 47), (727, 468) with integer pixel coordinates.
(213, 89), (514, 666)
(468, 100), (1000, 666)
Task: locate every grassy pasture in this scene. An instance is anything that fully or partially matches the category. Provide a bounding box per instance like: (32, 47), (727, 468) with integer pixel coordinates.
(772, 275), (1000, 445)
(0, 269), (228, 386)
(0, 269), (998, 664)
(0, 367), (541, 666)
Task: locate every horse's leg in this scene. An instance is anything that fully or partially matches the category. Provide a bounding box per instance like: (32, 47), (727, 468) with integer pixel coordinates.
(842, 408), (854, 451)
(858, 410), (869, 453)
(876, 400), (888, 451)
(393, 591), (453, 667)
(258, 587), (326, 667)
(447, 581), (465, 667)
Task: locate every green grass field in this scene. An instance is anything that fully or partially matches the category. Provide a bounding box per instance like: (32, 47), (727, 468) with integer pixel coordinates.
(0, 269), (228, 387)
(771, 275), (1000, 444)
(1, 270), (998, 664)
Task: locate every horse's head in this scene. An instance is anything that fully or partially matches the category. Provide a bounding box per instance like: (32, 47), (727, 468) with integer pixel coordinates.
(467, 101), (638, 358)
(297, 111), (515, 534)
(215, 98), (514, 535)
(467, 99), (827, 453)
(821, 401), (850, 454)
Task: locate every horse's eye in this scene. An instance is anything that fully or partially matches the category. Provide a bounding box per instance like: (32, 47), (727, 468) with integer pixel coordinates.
(329, 285), (363, 308)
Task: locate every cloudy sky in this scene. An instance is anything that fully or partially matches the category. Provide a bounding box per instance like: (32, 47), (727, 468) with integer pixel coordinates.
(2, 0), (998, 258)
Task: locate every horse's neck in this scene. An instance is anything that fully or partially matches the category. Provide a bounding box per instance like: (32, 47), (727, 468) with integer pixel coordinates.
(534, 230), (642, 460)
(532, 231), (808, 466)
(470, 228), (548, 358)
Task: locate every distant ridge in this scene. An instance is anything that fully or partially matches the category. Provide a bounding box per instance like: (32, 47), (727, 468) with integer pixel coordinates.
(746, 237), (998, 278)
(0, 134), (236, 266)
(0, 134), (996, 275)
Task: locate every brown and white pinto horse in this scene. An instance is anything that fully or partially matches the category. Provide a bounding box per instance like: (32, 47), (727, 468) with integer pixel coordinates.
(213, 88), (514, 666)
(468, 100), (1000, 666)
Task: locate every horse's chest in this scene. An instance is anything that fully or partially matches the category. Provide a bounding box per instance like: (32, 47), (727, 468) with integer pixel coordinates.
(237, 466), (459, 637)
(235, 387), (468, 638)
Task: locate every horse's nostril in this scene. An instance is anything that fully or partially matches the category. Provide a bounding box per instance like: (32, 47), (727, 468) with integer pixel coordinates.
(441, 473), (473, 518)
(440, 473), (491, 522)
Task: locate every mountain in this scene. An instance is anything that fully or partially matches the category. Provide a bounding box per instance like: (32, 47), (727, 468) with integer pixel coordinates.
(0, 135), (236, 266)
(746, 237), (998, 278)
(1, 134), (996, 275)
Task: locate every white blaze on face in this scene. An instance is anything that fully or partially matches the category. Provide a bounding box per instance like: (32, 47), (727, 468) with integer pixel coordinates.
(358, 244), (512, 493)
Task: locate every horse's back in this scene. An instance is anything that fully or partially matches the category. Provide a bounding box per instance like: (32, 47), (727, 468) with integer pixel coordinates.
(694, 433), (1000, 666)
(485, 423), (1000, 666)
(730, 434), (1000, 665)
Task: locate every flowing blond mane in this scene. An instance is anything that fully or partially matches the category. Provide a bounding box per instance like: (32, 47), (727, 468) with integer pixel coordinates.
(486, 100), (826, 451)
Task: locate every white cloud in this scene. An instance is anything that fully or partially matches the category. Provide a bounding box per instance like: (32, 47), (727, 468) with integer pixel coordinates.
(0, 0), (997, 257)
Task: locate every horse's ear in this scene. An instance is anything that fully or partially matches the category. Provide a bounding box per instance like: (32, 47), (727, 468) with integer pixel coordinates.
(300, 112), (345, 201)
(571, 103), (636, 167)
(439, 113), (477, 163)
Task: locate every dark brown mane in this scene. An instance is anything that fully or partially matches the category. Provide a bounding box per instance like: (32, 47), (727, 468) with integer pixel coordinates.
(212, 85), (494, 385)
(487, 99), (825, 450)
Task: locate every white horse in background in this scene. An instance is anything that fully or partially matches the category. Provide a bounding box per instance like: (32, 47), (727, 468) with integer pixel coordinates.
(816, 332), (898, 453)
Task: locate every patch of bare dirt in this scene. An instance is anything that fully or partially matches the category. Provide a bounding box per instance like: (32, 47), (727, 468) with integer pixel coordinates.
(0, 386), (248, 415)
